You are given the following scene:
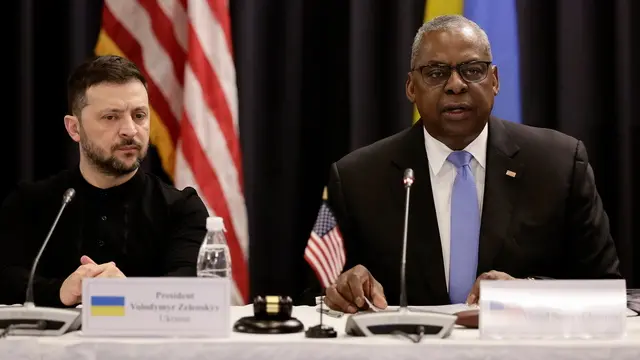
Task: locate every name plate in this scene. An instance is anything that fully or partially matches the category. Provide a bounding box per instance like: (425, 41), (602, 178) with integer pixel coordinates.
(479, 279), (627, 340)
(81, 277), (230, 337)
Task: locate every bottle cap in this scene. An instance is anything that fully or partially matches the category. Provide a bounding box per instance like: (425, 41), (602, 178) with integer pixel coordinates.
(206, 216), (225, 231)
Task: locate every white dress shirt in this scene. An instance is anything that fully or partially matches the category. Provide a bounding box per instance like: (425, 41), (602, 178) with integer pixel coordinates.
(423, 123), (488, 290)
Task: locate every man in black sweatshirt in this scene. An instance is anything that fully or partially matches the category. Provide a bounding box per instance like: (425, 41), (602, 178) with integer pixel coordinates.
(0, 55), (208, 308)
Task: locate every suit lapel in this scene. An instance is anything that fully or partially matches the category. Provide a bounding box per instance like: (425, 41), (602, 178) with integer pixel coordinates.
(478, 118), (523, 274)
(391, 121), (449, 304)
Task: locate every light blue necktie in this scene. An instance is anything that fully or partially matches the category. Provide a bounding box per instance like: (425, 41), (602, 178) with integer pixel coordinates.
(447, 151), (480, 304)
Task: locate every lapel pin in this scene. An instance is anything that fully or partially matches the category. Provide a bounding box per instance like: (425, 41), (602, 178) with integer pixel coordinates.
(506, 170), (517, 178)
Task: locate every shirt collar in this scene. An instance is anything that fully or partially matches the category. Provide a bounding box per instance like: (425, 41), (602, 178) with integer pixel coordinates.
(423, 122), (488, 176)
(72, 165), (146, 201)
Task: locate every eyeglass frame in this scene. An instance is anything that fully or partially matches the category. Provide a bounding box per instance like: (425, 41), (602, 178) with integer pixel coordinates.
(411, 60), (493, 86)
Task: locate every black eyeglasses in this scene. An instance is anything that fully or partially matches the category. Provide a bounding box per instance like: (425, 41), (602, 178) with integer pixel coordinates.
(412, 61), (492, 86)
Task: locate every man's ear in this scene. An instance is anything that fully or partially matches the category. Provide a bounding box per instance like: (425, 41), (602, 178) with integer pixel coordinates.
(406, 72), (416, 103)
(491, 65), (500, 96)
(64, 115), (81, 143)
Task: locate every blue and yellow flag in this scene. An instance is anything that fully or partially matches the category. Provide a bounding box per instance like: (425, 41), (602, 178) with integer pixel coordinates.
(413, 0), (521, 124)
(90, 296), (126, 317)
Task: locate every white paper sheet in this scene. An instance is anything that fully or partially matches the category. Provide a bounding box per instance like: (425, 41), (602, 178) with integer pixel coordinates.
(408, 303), (479, 314)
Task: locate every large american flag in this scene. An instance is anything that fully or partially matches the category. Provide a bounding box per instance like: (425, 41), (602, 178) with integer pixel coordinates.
(95, 0), (248, 305)
(304, 201), (346, 288)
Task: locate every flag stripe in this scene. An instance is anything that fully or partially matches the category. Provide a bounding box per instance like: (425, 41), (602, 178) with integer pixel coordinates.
(91, 296), (125, 306)
(156, 0), (189, 51)
(105, 1), (183, 121)
(307, 242), (332, 282)
(306, 240), (335, 286)
(328, 229), (346, 269)
(137, 0), (186, 85)
(326, 230), (342, 269)
(192, 0), (238, 133)
(91, 306), (126, 316)
(304, 249), (331, 288)
(311, 237), (336, 280)
(311, 233), (339, 280)
(186, 23), (242, 177)
(188, 2), (241, 156)
(323, 233), (342, 279)
(323, 233), (341, 278)
(335, 230), (346, 265)
(101, 5), (180, 143)
(182, 67), (248, 258)
(205, 0), (234, 55)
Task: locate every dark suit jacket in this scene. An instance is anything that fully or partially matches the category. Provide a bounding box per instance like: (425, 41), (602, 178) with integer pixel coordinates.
(322, 117), (621, 306)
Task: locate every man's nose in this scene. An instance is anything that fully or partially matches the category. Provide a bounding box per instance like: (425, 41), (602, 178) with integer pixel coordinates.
(119, 116), (138, 137)
(444, 70), (468, 95)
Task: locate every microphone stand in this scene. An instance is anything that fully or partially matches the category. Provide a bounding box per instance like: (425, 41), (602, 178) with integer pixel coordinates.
(0, 189), (83, 337)
(344, 169), (458, 341)
(399, 169), (412, 309)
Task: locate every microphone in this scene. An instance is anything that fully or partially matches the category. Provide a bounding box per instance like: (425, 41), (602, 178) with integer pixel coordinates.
(25, 188), (75, 306)
(399, 168), (413, 309)
(344, 169), (457, 341)
(0, 188), (83, 337)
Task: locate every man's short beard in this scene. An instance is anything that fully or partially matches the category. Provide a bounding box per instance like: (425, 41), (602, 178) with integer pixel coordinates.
(79, 126), (147, 177)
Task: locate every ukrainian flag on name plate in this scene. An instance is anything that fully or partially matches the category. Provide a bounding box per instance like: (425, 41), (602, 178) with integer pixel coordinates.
(413, 0), (521, 125)
(90, 296), (126, 316)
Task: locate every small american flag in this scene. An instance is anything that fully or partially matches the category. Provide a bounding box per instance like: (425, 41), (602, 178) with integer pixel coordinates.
(304, 200), (346, 288)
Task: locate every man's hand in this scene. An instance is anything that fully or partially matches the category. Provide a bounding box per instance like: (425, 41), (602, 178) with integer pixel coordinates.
(80, 256), (126, 278)
(59, 256), (126, 306)
(465, 270), (515, 305)
(324, 265), (387, 313)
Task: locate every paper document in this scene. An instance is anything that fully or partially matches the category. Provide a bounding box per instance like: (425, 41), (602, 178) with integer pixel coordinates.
(360, 299), (478, 314)
(314, 298), (638, 317)
(316, 296), (479, 314)
(409, 303), (478, 315)
(363, 297), (382, 312)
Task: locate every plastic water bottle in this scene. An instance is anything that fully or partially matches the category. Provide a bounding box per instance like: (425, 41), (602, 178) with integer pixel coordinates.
(197, 216), (232, 278)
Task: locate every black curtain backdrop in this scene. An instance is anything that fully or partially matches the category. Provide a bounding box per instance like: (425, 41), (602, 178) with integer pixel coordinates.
(4, 0), (99, 201)
(5, 0), (639, 300)
(4, 0), (107, 199)
(517, 0), (639, 286)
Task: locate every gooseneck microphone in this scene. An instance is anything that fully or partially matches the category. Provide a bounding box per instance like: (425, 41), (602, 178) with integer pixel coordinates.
(0, 188), (82, 337)
(399, 169), (414, 309)
(24, 188), (75, 307)
(344, 170), (457, 341)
